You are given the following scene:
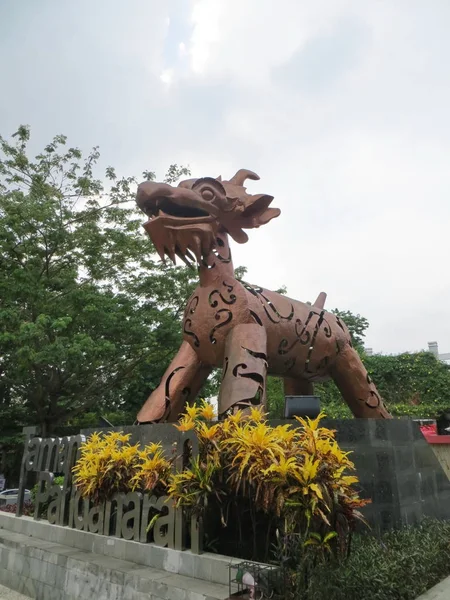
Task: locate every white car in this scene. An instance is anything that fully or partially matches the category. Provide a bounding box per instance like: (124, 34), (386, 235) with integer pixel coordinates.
(0, 489), (31, 506)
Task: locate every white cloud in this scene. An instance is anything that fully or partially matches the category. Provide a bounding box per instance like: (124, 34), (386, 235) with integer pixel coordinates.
(160, 68), (174, 85)
(1, 0), (450, 356)
(189, 0), (224, 74)
(180, 0), (450, 354)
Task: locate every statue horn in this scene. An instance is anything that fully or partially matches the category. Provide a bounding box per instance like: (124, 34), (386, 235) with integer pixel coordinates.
(228, 169), (260, 186)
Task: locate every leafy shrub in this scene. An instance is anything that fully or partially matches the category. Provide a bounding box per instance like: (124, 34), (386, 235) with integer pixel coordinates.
(304, 518), (450, 600)
(31, 475), (64, 519)
(73, 431), (171, 503)
(31, 475), (64, 504)
(169, 405), (368, 562)
(73, 403), (367, 569)
(0, 501), (33, 516)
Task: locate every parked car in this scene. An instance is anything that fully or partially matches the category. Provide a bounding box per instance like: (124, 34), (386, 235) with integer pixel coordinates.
(0, 489), (31, 507)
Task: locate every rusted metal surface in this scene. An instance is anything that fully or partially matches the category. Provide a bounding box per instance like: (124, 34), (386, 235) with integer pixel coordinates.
(136, 170), (391, 422)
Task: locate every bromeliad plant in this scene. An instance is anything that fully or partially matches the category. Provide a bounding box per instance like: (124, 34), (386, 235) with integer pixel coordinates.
(73, 431), (171, 503)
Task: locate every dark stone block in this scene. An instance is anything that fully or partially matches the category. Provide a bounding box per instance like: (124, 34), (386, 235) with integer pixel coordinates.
(421, 496), (442, 520)
(397, 474), (420, 503)
(370, 419), (417, 444)
(415, 445), (440, 470)
(355, 506), (376, 532)
(400, 502), (423, 526)
(284, 395), (320, 419)
(374, 480), (395, 504)
(77, 419), (450, 540)
(291, 419), (450, 532)
(329, 420), (450, 532)
(394, 447), (416, 472)
(436, 470), (450, 492)
(357, 476), (375, 500)
(332, 420), (369, 444)
(81, 422), (179, 452)
(372, 420), (389, 442)
(375, 449), (395, 477)
(359, 502), (374, 518)
(385, 420), (415, 443)
(419, 473), (437, 499)
(353, 452), (377, 479)
(435, 498), (448, 517)
(435, 491), (450, 519)
(379, 507), (401, 530)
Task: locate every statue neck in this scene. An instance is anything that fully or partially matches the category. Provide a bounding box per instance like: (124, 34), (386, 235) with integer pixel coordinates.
(198, 230), (235, 287)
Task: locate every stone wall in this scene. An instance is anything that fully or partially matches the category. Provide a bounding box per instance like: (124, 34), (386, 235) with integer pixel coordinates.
(268, 418), (450, 532)
(4, 418), (450, 598)
(327, 419), (450, 531)
(0, 513), (233, 600)
(82, 419), (450, 534)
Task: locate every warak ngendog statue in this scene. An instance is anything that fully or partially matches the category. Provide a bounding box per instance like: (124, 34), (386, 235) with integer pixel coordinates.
(135, 169), (390, 422)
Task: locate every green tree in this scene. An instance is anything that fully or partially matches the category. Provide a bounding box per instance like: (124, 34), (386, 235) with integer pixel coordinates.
(331, 309), (369, 351)
(0, 125), (196, 436)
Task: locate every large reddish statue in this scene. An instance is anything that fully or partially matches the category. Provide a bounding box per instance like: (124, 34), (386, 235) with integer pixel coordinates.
(136, 169), (391, 423)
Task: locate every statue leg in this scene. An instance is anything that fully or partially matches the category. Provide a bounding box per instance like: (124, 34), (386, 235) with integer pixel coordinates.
(283, 377), (314, 396)
(218, 324), (268, 416)
(137, 341), (212, 424)
(330, 345), (391, 418)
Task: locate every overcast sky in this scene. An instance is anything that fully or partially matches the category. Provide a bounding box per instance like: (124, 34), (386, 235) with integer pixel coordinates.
(1, 0), (449, 355)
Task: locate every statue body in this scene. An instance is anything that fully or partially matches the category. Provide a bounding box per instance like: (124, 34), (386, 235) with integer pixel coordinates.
(135, 170), (391, 422)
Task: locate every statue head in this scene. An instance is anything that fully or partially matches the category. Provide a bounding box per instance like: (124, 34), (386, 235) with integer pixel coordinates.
(136, 169), (280, 266)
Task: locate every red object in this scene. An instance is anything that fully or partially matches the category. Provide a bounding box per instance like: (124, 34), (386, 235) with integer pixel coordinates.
(420, 423), (450, 444)
(420, 423), (437, 435)
(423, 434), (450, 444)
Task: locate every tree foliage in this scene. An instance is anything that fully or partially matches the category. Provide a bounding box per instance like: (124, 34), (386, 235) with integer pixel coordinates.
(364, 351), (450, 418)
(331, 309), (368, 352)
(0, 125), (197, 436)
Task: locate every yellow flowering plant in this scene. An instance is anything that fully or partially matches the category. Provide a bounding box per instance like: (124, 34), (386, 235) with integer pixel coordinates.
(130, 442), (172, 495)
(72, 400), (369, 565)
(73, 432), (172, 503)
(168, 405), (369, 562)
(169, 400), (225, 513)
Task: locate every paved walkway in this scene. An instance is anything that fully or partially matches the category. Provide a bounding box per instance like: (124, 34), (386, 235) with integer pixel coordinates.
(0, 585), (28, 600)
(416, 576), (450, 599)
(0, 571), (448, 599)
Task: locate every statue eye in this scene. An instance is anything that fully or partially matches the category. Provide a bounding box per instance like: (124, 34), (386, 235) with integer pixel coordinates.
(192, 177), (226, 203)
(201, 188), (215, 201)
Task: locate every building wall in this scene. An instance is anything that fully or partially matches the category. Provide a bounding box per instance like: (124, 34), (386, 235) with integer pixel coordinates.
(429, 444), (450, 479)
